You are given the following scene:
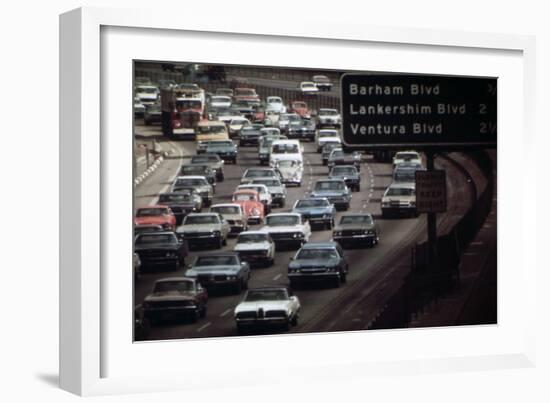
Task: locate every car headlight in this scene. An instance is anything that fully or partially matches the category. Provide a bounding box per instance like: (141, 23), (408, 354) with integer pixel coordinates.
(323, 213), (332, 219)
(293, 233), (304, 239)
(212, 230), (221, 236)
(381, 201), (390, 207)
(334, 231), (342, 236)
(166, 251), (177, 257)
(410, 201), (416, 207)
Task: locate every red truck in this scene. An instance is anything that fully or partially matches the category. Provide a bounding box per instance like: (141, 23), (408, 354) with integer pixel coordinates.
(160, 84), (206, 139)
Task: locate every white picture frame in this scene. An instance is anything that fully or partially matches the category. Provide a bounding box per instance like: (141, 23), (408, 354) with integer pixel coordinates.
(60, 7), (537, 396)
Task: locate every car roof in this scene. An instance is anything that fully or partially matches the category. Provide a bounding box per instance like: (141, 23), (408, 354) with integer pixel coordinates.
(301, 241), (339, 249)
(233, 189), (259, 195)
(340, 212), (373, 218)
(296, 197), (330, 202)
(175, 175), (208, 180)
(136, 230), (175, 236)
(388, 182), (416, 189)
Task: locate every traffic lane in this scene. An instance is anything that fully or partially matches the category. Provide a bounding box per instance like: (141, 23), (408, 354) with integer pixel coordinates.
(136, 140), (320, 340)
(139, 143), (390, 340)
(296, 154), (478, 333)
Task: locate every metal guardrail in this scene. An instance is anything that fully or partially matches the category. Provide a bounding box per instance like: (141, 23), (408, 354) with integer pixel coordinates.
(368, 151), (495, 330)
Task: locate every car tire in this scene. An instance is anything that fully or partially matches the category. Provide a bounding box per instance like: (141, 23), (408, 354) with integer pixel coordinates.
(332, 275), (342, 288)
(200, 304), (207, 318)
(267, 257), (274, 267)
(190, 310), (200, 323)
(341, 272), (347, 283)
(291, 313), (298, 326)
(279, 199), (286, 208)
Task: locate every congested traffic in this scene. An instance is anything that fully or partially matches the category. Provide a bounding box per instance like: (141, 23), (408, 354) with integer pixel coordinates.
(133, 66), (430, 340)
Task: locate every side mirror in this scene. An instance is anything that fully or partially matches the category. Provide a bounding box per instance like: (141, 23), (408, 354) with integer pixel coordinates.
(290, 296), (298, 302)
(289, 256), (294, 261)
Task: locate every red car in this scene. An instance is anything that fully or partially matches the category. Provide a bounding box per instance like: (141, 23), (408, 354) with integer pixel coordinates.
(232, 189), (265, 224)
(289, 101), (310, 119)
(134, 205), (176, 231)
(233, 87), (260, 104)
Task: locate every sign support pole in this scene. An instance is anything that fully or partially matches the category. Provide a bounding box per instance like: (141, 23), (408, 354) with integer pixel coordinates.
(426, 151), (438, 271)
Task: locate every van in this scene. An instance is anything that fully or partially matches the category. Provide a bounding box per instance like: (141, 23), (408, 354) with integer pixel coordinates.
(269, 139), (303, 166)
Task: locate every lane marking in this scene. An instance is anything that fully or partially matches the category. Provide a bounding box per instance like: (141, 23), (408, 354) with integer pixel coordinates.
(197, 322), (212, 332)
(147, 141), (184, 204)
(273, 274), (282, 281)
(220, 308), (232, 317)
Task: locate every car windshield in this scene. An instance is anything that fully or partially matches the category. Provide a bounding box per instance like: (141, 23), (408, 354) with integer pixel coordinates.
(386, 187), (415, 196)
(302, 83), (315, 88)
(314, 76), (330, 83)
(293, 102), (306, 108)
(266, 215), (299, 226)
(212, 96), (230, 103)
(394, 171), (416, 182)
(244, 289), (288, 301)
(331, 167), (357, 176)
(296, 199), (329, 208)
(136, 208), (167, 216)
(315, 181), (345, 191)
(319, 131), (338, 138)
(197, 125), (225, 134)
(175, 178), (207, 187)
(268, 97), (282, 103)
(240, 186), (264, 194)
(135, 234), (177, 245)
(176, 100), (202, 109)
(396, 153), (419, 160)
(296, 248), (338, 260)
(194, 255), (238, 266)
(272, 144), (299, 154)
(320, 109), (337, 115)
(211, 206), (240, 215)
(138, 87), (156, 94)
(180, 166), (207, 175)
(261, 129), (279, 135)
(323, 144), (341, 153)
(238, 233), (268, 243)
(178, 84), (199, 90)
(233, 193), (257, 202)
(231, 119), (248, 125)
(245, 169), (274, 178)
(236, 89), (256, 96)
(158, 194), (192, 203)
(331, 150), (344, 158)
(147, 105), (161, 112)
(134, 226), (163, 234)
(184, 215), (219, 225)
(253, 179), (280, 187)
(340, 215), (373, 225)
(154, 281), (194, 293)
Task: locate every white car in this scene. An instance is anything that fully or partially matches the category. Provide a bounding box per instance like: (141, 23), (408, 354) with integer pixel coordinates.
(317, 108), (342, 128)
(234, 287), (301, 333)
(392, 151), (423, 168)
(216, 110), (243, 125)
(260, 127), (281, 137)
(209, 203), (248, 235)
(381, 182), (417, 218)
(264, 110), (280, 127)
(299, 81), (319, 95)
(240, 167), (282, 185)
(274, 159), (303, 186)
(251, 178), (287, 207)
(269, 139), (303, 167)
(316, 129), (341, 152)
(135, 85), (159, 105)
(209, 95), (232, 109)
(237, 184), (273, 213)
(233, 231), (276, 267)
(312, 75), (333, 91)
(228, 117), (251, 137)
(260, 213), (311, 249)
(265, 96), (287, 113)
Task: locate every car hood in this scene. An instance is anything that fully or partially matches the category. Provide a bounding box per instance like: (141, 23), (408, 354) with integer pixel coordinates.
(185, 267), (240, 276)
(382, 195), (415, 203)
(235, 300), (290, 313)
(318, 136), (340, 143)
(145, 291), (197, 302)
(234, 242), (271, 251)
(262, 225), (303, 233)
(177, 223), (221, 233)
(266, 186), (285, 194)
(310, 190), (346, 197)
(134, 243), (178, 252)
(290, 258), (340, 268)
(219, 213), (245, 221)
(329, 174), (359, 181)
(134, 216), (170, 225)
(334, 223), (375, 231)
